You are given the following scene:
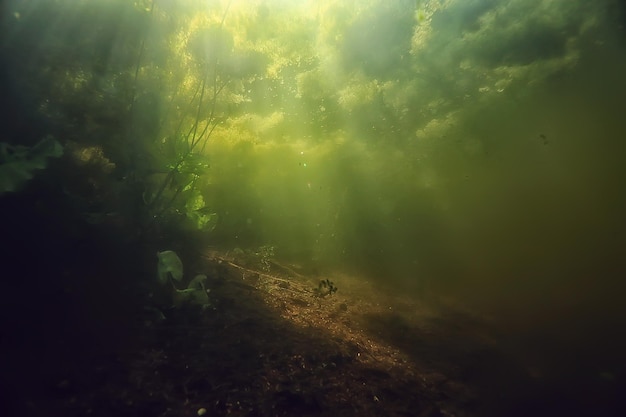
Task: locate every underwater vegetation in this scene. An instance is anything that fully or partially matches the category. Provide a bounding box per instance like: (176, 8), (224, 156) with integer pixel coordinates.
(157, 250), (211, 308)
(0, 136), (63, 194)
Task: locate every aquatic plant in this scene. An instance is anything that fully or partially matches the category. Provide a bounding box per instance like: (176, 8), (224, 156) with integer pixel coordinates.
(157, 250), (184, 285)
(157, 250), (210, 308)
(315, 279), (338, 297)
(0, 136), (63, 194)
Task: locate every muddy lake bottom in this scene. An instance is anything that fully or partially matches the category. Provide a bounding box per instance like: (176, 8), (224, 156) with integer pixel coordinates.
(2, 249), (624, 417)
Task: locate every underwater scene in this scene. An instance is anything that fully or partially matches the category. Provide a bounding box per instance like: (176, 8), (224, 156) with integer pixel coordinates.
(1, 0), (625, 416)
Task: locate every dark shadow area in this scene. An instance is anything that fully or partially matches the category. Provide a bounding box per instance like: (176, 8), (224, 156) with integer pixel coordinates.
(360, 308), (626, 417)
(0, 180), (140, 416)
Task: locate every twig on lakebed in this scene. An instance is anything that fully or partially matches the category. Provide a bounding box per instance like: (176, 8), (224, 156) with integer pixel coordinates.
(199, 253), (315, 295)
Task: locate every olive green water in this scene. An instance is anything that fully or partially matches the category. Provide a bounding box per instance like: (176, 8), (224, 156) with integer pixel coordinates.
(1, 0), (625, 415)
